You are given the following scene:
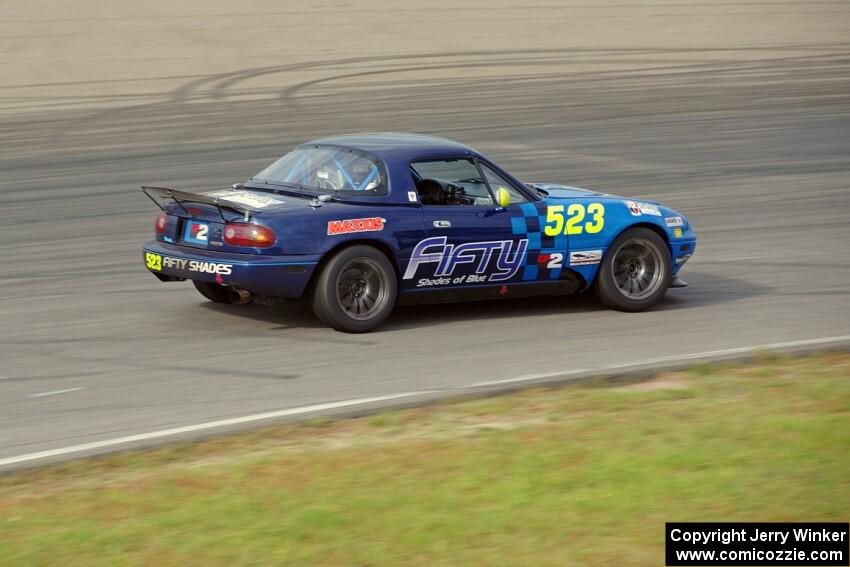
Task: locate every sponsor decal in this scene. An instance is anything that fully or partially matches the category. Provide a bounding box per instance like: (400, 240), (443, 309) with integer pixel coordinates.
(414, 274), (492, 287)
(404, 236), (528, 286)
(569, 249), (603, 266)
(145, 251), (233, 275)
(407, 191), (418, 202)
(640, 203), (661, 216)
(624, 200), (661, 216)
(160, 256), (233, 275)
(639, 203), (661, 216)
(673, 228), (683, 238)
(326, 217), (386, 235)
(665, 216), (684, 228)
(206, 190), (285, 209)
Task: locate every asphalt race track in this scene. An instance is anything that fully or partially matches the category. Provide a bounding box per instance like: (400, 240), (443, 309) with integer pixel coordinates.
(1, 1), (849, 468)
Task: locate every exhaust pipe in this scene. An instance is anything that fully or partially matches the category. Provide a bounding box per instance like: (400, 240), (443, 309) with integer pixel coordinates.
(229, 288), (253, 305)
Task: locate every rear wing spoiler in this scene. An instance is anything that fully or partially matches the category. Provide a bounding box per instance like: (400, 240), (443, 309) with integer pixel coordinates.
(141, 186), (259, 222)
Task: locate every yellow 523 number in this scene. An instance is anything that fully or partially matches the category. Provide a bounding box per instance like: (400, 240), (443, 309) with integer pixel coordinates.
(544, 203), (605, 236)
(145, 252), (162, 271)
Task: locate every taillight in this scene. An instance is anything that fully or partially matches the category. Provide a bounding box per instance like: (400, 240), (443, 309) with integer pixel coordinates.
(223, 223), (276, 248)
(154, 212), (168, 234)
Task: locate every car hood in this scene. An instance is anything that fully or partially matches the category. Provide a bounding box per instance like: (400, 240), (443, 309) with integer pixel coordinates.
(529, 183), (662, 205)
(528, 183), (608, 199)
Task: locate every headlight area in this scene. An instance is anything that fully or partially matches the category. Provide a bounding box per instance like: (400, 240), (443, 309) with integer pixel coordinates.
(675, 241), (695, 265)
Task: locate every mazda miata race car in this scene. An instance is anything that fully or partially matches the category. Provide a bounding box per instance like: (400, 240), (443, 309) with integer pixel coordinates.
(142, 133), (695, 332)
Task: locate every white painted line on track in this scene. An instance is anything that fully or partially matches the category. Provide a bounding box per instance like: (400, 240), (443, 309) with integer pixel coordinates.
(29, 387), (85, 398)
(1, 334), (849, 470)
(471, 369), (592, 388)
(0, 391), (432, 469)
(472, 335), (850, 388)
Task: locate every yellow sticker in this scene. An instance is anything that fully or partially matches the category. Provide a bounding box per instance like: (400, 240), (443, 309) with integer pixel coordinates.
(145, 252), (162, 271)
(544, 203), (605, 236)
(674, 228), (683, 238)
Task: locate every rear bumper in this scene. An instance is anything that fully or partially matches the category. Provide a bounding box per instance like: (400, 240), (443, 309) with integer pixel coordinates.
(143, 241), (319, 298)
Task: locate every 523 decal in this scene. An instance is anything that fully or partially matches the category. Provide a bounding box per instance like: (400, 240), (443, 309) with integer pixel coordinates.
(544, 203), (605, 236)
(145, 252), (162, 271)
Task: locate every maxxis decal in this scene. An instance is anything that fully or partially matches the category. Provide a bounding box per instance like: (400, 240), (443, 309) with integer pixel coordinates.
(327, 217), (385, 235)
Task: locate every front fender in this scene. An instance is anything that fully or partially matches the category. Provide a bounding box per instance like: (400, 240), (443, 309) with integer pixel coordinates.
(541, 196), (696, 286)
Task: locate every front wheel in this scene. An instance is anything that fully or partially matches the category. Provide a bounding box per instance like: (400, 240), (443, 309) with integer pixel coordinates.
(595, 227), (671, 312)
(312, 245), (397, 333)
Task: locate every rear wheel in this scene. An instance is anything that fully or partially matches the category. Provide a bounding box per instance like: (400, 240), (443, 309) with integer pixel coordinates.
(192, 280), (232, 304)
(312, 245), (397, 333)
(596, 227), (671, 311)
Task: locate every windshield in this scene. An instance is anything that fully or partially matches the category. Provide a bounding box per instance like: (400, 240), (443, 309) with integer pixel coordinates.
(252, 147), (386, 194)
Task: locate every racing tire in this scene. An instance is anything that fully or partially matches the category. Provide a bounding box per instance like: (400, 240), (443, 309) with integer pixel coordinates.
(192, 280), (232, 304)
(312, 245), (398, 333)
(595, 227), (671, 312)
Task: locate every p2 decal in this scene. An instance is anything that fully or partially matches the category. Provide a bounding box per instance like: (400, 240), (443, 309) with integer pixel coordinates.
(537, 252), (564, 269)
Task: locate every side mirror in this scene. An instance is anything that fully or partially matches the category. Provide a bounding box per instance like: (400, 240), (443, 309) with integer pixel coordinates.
(496, 187), (511, 208)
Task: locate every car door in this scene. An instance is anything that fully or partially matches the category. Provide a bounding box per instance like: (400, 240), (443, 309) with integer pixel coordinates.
(401, 157), (533, 291)
(476, 161), (575, 284)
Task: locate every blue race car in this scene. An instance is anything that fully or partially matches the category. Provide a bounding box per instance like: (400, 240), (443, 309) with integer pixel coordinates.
(142, 133), (695, 332)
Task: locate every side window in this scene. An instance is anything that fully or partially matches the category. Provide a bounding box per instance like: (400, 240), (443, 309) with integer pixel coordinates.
(479, 163), (528, 204)
(411, 158), (494, 206)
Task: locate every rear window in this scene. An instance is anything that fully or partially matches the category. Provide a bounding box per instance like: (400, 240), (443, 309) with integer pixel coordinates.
(253, 146), (386, 194)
